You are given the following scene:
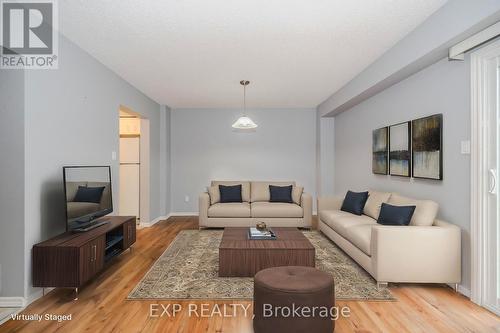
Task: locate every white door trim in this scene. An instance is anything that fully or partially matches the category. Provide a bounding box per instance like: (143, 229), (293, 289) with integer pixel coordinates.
(0, 297), (25, 307)
(470, 39), (500, 313)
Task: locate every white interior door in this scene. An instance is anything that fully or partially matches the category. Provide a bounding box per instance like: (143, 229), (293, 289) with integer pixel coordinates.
(484, 53), (500, 316)
(119, 164), (140, 217)
(490, 58), (500, 313)
(120, 137), (140, 163)
(472, 39), (500, 317)
(119, 137), (140, 218)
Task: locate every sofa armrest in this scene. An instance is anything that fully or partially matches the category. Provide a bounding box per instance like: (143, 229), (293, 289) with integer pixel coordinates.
(317, 196), (343, 212)
(372, 220), (461, 283)
(301, 192), (312, 228)
(198, 192), (210, 227)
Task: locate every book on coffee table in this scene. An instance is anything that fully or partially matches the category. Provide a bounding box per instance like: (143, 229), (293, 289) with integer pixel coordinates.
(248, 227), (276, 240)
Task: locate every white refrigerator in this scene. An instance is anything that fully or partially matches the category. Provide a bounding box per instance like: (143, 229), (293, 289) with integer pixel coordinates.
(119, 137), (140, 219)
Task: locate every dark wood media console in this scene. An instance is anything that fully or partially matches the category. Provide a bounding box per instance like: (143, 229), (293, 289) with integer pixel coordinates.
(32, 216), (136, 296)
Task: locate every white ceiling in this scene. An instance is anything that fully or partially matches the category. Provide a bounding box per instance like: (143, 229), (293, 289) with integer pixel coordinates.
(59, 0), (447, 109)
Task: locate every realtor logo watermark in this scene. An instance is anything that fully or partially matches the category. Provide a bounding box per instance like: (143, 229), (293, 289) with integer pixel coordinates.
(1, 0), (58, 69)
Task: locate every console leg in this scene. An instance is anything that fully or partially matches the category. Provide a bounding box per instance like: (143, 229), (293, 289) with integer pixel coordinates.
(454, 283), (459, 293)
(42, 288), (45, 296)
(74, 287), (78, 301)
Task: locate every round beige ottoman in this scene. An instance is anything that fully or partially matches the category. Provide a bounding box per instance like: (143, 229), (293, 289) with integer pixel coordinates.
(253, 266), (335, 333)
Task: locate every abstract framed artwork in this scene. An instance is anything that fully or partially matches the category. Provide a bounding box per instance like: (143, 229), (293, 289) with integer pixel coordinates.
(372, 127), (388, 175)
(412, 114), (443, 180)
(389, 121), (411, 177)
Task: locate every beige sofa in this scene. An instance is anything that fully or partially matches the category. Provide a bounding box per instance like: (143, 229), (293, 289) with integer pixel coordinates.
(199, 181), (312, 228)
(318, 191), (461, 287)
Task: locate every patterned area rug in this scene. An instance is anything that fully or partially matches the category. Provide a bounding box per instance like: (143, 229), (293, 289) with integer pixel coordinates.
(128, 230), (394, 300)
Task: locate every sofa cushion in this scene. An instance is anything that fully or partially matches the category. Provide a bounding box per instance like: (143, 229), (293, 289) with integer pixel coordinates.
(363, 190), (392, 219)
(74, 186), (105, 204)
(319, 209), (354, 223)
(341, 190), (369, 215)
(269, 185), (293, 203)
(321, 210), (376, 240)
(219, 185), (243, 203)
(208, 202), (251, 217)
(251, 181), (296, 202)
(292, 186), (303, 205)
(211, 181), (250, 202)
(208, 186), (220, 205)
(66, 202), (100, 219)
(251, 202), (303, 218)
(344, 224), (373, 256)
(87, 182), (111, 208)
(65, 181), (87, 201)
(377, 203), (415, 226)
(388, 194), (438, 226)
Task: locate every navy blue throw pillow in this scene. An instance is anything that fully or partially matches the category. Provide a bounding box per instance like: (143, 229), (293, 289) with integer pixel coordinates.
(269, 185), (293, 203)
(377, 203), (416, 226)
(219, 185), (243, 203)
(73, 186), (105, 204)
(340, 190), (369, 215)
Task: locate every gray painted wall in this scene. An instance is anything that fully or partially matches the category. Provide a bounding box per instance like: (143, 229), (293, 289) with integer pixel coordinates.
(318, 117), (335, 196)
(170, 108), (317, 212)
(318, 0), (500, 116)
(0, 69), (25, 297)
(22, 34), (169, 298)
(333, 57), (471, 290)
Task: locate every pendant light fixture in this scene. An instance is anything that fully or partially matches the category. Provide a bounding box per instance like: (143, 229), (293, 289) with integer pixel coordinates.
(232, 80), (258, 130)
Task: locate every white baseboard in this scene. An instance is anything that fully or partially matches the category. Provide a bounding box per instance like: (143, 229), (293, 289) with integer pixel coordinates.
(0, 297), (25, 307)
(457, 285), (471, 298)
(169, 212), (199, 216)
(140, 215), (170, 228)
(0, 308), (22, 326)
(140, 212), (199, 228)
(447, 283), (471, 298)
(0, 288), (56, 308)
(0, 288), (55, 325)
(26, 288), (54, 306)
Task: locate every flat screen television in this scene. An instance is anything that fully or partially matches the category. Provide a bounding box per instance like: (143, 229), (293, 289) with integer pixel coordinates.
(63, 166), (113, 231)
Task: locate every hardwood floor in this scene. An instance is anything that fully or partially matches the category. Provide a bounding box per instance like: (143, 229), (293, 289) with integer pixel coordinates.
(1, 216), (499, 333)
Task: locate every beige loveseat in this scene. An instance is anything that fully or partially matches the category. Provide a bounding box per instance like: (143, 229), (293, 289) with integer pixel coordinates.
(318, 191), (461, 287)
(199, 181), (312, 228)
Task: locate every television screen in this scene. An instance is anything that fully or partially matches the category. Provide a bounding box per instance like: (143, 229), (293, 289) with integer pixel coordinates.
(63, 166), (113, 231)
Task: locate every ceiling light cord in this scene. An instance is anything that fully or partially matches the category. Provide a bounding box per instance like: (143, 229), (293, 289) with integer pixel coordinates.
(240, 80), (249, 116)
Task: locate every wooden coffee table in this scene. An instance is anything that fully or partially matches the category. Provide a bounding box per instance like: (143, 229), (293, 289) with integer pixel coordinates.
(218, 227), (316, 277)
